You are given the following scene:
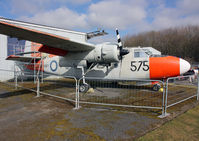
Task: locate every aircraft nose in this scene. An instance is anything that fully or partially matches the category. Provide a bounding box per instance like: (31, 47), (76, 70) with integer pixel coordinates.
(180, 58), (191, 75)
(149, 56), (191, 79)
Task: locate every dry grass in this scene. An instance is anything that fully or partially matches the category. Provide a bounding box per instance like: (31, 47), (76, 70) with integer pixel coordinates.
(138, 105), (199, 141)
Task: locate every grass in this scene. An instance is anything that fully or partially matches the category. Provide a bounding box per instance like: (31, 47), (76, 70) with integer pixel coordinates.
(1, 81), (198, 140)
(137, 104), (199, 141)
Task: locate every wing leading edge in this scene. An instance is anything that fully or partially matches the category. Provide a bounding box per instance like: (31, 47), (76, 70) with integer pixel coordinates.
(0, 20), (95, 52)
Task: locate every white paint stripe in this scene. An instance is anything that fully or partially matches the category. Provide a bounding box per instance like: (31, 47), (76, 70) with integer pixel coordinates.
(180, 58), (191, 74)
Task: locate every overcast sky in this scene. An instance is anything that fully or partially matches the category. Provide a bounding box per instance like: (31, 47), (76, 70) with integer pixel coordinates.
(0, 0), (199, 43)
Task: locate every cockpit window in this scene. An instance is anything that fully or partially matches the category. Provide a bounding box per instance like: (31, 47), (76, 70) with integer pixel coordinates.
(134, 49), (149, 58)
(149, 54), (168, 57)
(134, 52), (140, 58)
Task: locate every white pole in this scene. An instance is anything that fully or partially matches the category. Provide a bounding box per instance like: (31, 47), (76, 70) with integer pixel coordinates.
(36, 77), (40, 97)
(197, 74), (199, 100)
(14, 63), (18, 89)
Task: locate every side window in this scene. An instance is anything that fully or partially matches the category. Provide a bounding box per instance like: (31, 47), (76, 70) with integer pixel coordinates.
(134, 52), (140, 58)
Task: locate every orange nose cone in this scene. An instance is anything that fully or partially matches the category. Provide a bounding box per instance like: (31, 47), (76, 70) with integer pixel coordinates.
(149, 56), (180, 79)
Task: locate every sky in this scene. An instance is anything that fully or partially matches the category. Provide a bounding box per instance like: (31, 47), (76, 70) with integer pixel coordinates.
(0, 0), (199, 43)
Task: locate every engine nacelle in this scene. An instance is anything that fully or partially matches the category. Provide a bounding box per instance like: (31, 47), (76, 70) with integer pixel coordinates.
(58, 43), (122, 68)
(101, 44), (119, 62)
(86, 43), (119, 64)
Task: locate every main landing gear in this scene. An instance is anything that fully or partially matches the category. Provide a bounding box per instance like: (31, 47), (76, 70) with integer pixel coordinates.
(78, 66), (91, 93)
(152, 84), (161, 91)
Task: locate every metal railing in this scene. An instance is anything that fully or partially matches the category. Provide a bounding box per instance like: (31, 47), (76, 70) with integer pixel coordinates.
(0, 68), (198, 118)
(0, 69), (78, 108)
(38, 73), (78, 108)
(161, 75), (199, 117)
(77, 77), (165, 114)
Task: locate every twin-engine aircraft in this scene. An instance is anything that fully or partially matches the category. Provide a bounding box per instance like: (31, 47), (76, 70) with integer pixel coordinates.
(0, 17), (191, 92)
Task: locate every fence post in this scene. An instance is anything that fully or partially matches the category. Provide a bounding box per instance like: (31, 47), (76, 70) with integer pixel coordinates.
(36, 77), (40, 97)
(14, 63), (18, 89)
(159, 80), (170, 118)
(164, 80), (169, 116)
(159, 81), (166, 118)
(161, 81), (165, 117)
(74, 78), (80, 110)
(78, 81), (80, 109)
(21, 73), (23, 83)
(197, 74), (199, 100)
(15, 72), (18, 89)
(75, 78), (79, 109)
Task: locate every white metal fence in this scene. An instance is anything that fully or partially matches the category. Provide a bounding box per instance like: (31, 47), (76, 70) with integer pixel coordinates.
(38, 74), (78, 108)
(162, 75), (199, 117)
(0, 69), (78, 108)
(0, 68), (198, 118)
(77, 77), (164, 110)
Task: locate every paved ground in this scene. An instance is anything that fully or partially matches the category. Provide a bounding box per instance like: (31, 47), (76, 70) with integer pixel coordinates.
(0, 82), (197, 141)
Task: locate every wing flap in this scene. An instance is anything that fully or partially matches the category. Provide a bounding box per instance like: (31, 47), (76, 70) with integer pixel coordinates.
(0, 21), (95, 52)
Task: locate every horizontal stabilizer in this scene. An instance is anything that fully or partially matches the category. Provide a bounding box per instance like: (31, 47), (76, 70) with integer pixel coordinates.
(6, 55), (41, 62)
(15, 51), (40, 55)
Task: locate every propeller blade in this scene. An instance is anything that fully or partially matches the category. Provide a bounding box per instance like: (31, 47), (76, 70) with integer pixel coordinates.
(116, 28), (129, 60)
(116, 28), (122, 49)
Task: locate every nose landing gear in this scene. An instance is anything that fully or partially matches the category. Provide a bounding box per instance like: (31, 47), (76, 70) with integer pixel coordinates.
(79, 83), (90, 93)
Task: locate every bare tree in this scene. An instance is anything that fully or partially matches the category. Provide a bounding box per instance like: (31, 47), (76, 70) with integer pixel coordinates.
(124, 25), (199, 62)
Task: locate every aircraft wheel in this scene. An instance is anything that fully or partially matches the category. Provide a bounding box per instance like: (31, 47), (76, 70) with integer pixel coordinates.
(152, 84), (161, 91)
(79, 84), (90, 93)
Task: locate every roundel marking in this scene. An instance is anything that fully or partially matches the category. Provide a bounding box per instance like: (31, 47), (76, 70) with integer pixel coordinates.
(50, 60), (58, 72)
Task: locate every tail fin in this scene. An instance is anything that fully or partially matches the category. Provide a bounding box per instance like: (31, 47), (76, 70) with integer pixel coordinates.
(24, 41), (42, 57)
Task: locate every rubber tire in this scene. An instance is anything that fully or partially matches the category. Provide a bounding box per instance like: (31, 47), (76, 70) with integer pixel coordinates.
(152, 84), (161, 91)
(79, 84), (90, 93)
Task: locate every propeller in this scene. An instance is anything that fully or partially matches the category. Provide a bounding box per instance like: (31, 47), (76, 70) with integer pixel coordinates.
(115, 28), (129, 76)
(116, 28), (129, 60)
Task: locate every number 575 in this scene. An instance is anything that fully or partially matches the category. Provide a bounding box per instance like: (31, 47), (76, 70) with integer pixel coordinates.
(130, 61), (149, 72)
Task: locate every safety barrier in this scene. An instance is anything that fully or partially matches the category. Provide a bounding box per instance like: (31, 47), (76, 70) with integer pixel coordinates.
(0, 69), (78, 108)
(161, 75), (199, 117)
(38, 73), (78, 108)
(77, 77), (165, 115)
(0, 68), (198, 118)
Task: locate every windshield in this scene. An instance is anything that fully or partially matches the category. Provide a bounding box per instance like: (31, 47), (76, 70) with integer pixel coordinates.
(134, 49), (150, 58)
(149, 54), (168, 57)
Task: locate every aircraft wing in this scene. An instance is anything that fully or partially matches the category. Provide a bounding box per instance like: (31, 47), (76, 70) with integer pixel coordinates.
(0, 21), (95, 52)
(6, 55), (41, 62)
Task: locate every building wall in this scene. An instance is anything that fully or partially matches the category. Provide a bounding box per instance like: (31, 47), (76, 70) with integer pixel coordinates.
(0, 34), (15, 81)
